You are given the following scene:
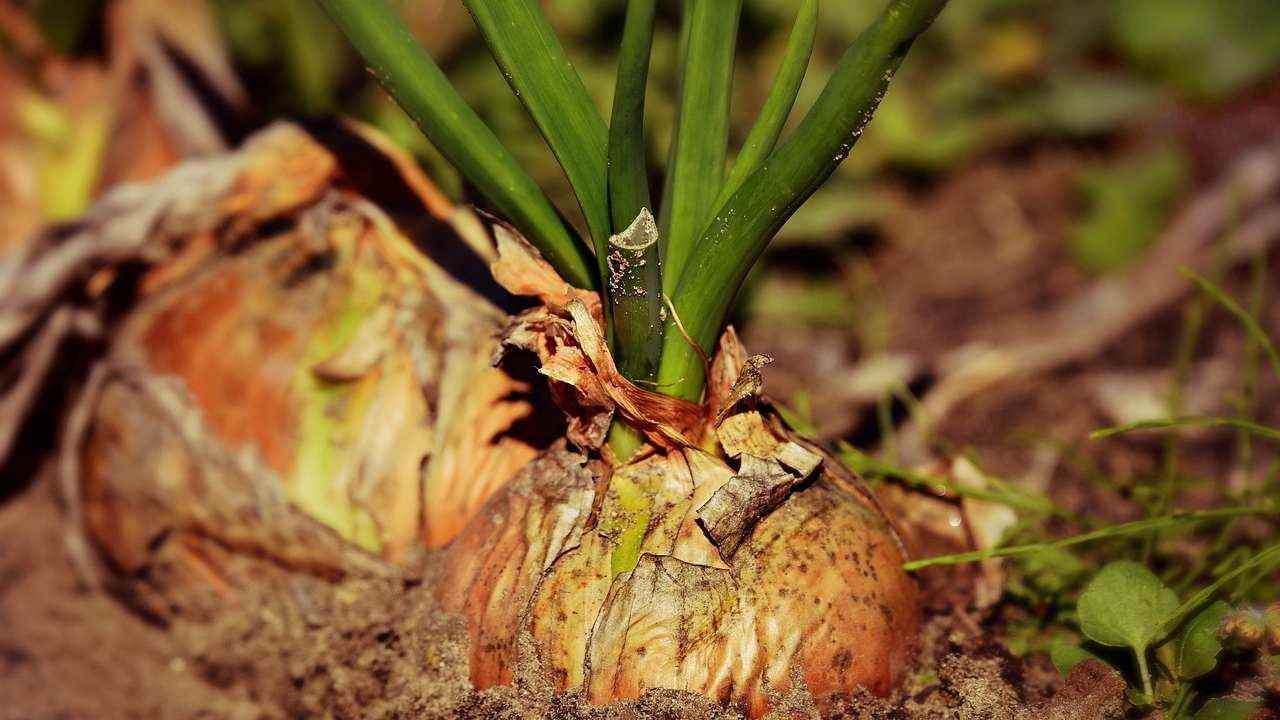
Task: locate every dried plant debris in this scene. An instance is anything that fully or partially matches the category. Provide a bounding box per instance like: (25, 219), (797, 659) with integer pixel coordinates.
(876, 457), (1019, 613)
(714, 353), (775, 426)
(491, 236), (702, 450)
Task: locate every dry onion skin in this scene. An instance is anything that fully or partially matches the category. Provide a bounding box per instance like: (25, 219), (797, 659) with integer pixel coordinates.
(74, 123), (540, 608)
(442, 415), (919, 717)
(442, 237), (920, 718)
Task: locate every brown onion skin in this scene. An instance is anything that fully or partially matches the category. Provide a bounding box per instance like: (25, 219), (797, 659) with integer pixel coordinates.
(439, 445), (598, 688)
(440, 443), (919, 718)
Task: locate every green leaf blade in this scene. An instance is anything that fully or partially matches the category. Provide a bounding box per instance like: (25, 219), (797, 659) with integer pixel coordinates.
(1177, 600), (1229, 680)
(1183, 267), (1280, 382)
(713, 0), (818, 215)
(902, 505), (1274, 571)
(1091, 416), (1280, 443)
(464, 0), (612, 274)
(657, 0), (949, 401)
(607, 0), (656, 233)
(1191, 698), (1260, 720)
(605, 0), (664, 393)
(659, 0), (743, 290)
(316, 0), (596, 289)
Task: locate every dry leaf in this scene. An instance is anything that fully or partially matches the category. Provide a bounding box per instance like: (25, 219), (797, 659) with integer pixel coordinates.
(875, 456), (1018, 612)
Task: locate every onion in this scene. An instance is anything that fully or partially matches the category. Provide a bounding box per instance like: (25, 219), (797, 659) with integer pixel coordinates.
(440, 256), (920, 716)
(442, 432), (918, 717)
(74, 123), (540, 608)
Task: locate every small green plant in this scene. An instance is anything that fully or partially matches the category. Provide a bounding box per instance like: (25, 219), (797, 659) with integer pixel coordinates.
(1076, 560), (1180, 700)
(316, 0), (948, 458)
(890, 264), (1280, 717)
(1061, 554), (1278, 716)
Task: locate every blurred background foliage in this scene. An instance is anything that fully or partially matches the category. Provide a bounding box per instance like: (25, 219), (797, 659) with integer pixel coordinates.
(9, 0), (1280, 321)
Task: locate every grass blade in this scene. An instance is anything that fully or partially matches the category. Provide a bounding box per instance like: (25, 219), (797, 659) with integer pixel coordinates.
(657, 0), (948, 400)
(464, 0), (612, 278)
(840, 444), (1070, 518)
(658, 0), (742, 289)
(606, 0), (663, 387)
(1158, 543), (1280, 638)
(316, 0), (596, 289)
(1183, 267), (1280, 381)
(712, 0), (818, 216)
(1091, 416), (1280, 442)
(903, 505), (1274, 570)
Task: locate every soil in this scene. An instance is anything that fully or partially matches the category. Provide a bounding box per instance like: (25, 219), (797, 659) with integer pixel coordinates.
(3, 81), (1279, 720)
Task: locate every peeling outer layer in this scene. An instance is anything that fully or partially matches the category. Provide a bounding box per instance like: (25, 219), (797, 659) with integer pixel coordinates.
(30, 122), (549, 615)
(490, 232), (702, 450)
(439, 443), (599, 688)
(77, 365), (388, 617)
(441, 341), (919, 718)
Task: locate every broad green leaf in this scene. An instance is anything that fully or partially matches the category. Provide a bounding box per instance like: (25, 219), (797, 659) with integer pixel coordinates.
(1049, 636), (1103, 675)
(1191, 698), (1259, 720)
(1178, 601), (1230, 680)
(1078, 560), (1179, 650)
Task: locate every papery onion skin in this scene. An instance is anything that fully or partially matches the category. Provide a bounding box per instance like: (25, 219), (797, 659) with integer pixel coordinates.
(439, 444), (598, 688)
(586, 461), (919, 717)
(441, 441), (919, 718)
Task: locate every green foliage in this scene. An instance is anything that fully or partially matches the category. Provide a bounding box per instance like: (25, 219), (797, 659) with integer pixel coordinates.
(1176, 601), (1229, 680)
(1183, 268), (1280, 383)
(1078, 561), (1178, 696)
(463, 0), (612, 262)
(1069, 144), (1188, 272)
(1109, 0), (1280, 101)
(895, 262), (1280, 713)
(1190, 698), (1259, 720)
(657, 0), (951, 401)
(1049, 635), (1101, 674)
(657, 0), (741, 289)
(1091, 416), (1280, 444)
(713, 0), (818, 214)
(315, 0), (597, 290)
(901, 505), (1270, 570)
(320, 0), (949, 414)
(605, 0), (662, 393)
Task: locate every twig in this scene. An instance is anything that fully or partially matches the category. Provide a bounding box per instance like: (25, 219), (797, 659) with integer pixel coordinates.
(892, 139), (1280, 464)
